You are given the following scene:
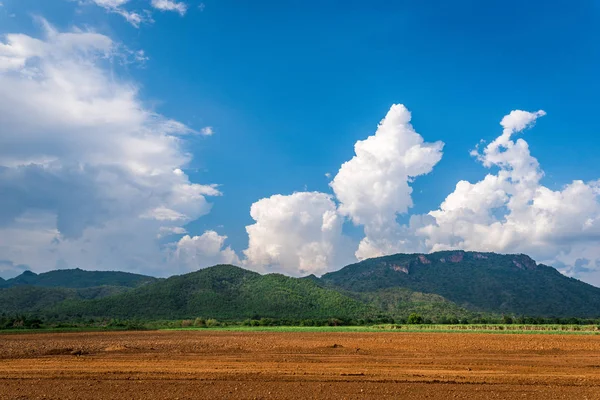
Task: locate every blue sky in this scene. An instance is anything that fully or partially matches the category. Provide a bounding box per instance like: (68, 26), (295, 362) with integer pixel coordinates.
(1, 1), (600, 285)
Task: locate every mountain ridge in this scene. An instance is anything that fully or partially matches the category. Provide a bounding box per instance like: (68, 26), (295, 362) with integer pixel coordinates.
(321, 250), (600, 317)
(0, 268), (158, 289)
(1, 251), (600, 320)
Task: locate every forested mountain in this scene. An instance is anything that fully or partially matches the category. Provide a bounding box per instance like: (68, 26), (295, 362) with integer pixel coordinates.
(0, 268), (157, 289)
(46, 265), (374, 321)
(321, 251), (600, 317)
(0, 285), (131, 314)
(2, 252), (600, 321)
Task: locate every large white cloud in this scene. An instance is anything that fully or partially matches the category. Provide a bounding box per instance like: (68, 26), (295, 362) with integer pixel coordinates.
(419, 110), (600, 284)
(243, 192), (353, 276)
(3, 18), (599, 285)
(0, 21), (220, 276)
(240, 105), (600, 286)
(330, 104), (444, 260)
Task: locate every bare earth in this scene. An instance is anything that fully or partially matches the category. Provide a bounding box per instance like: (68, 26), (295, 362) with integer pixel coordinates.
(1, 331), (600, 399)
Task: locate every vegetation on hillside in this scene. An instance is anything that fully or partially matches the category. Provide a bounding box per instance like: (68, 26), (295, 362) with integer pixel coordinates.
(321, 251), (600, 318)
(45, 265), (376, 321)
(0, 268), (157, 289)
(0, 286), (131, 314)
(2, 251), (600, 324)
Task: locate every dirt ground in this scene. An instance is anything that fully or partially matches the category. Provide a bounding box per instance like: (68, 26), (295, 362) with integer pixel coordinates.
(1, 330), (599, 399)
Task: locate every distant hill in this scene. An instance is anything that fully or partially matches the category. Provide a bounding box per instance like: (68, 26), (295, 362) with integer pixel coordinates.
(0, 268), (158, 314)
(0, 285), (130, 314)
(1, 268), (157, 289)
(321, 251), (600, 318)
(47, 265), (374, 321)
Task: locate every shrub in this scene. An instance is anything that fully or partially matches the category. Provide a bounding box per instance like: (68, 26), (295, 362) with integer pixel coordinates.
(205, 318), (219, 327)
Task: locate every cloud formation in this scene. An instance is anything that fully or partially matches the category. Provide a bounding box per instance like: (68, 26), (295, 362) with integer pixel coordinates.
(87, 0), (146, 27)
(2, 19), (598, 284)
(0, 21), (219, 276)
(83, 0), (188, 27)
(242, 105), (600, 285)
(244, 192), (352, 276)
(150, 0), (187, 16)
(330, 104), (444, 260)
(418, 110), (600, 282)
(173, 231), (239, 273)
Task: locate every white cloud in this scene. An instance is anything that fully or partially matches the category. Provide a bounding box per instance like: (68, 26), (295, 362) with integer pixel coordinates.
(85, 0), (148, 27)
(150, 0), (187, 16)
(158, 226), (187, 238)
(239, 105), (600, 285)
(79, 0), (188, 26)
(172, 231), (240, 273)
(92, 0), (130, 6)
(418, 110), (600, 284)
(244, 192), (353, 276)
(0, 21), (219, 276)
(201, 126), (214, 136)
(330, 104), (444, 260)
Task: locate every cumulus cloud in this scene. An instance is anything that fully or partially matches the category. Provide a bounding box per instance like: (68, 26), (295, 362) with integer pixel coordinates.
(330, 104), (444, 260)
(241, 105), (600, 285)
(172, 231), (240, 272)
(150, 0), (187, 15)
(244, 192), (353, 276)
(419, 110), (600, 283)
(0, 21), (220, 276)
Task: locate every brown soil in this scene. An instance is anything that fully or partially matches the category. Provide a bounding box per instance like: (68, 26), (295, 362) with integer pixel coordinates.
(1, 330), (600, 399)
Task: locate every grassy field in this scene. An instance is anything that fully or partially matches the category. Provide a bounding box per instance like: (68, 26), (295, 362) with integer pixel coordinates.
(166, 324), (600, 335)
(3, 324), (599, 335)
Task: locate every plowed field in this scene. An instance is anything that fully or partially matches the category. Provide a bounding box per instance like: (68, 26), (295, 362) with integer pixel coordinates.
(1, 330), (599, 399)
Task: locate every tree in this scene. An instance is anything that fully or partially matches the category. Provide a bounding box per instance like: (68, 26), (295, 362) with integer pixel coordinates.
(407, 313), (424, 324)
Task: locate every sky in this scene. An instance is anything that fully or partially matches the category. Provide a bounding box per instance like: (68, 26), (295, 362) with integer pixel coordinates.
(1, 0), (600, 285)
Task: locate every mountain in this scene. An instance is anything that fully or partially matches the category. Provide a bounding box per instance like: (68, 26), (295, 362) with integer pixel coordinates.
(0, 285), (131, 314)
(0, 268), (158, 314)
(2, 252), (600, 321)
(321, 251), (600, 318)
(47, 265), (375, 321)
(2, 268), (157, 289)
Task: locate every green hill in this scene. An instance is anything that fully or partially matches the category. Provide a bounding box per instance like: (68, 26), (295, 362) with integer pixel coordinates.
(3, 268), (157, 289)
(47, 265), (374, 321)
(321, 251), (600, 318)
(2, 252), (600, 322)
(0, 285), (130, 314)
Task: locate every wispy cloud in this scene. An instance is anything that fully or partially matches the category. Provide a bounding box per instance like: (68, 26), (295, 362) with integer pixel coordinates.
(150, 0), (187, 16)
